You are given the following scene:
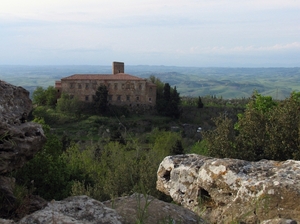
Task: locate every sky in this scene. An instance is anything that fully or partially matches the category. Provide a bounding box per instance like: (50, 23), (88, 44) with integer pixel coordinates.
(0, 0), (299, 67)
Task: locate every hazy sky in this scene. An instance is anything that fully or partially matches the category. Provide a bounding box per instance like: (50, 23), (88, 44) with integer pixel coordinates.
(1, 0), (299, 67)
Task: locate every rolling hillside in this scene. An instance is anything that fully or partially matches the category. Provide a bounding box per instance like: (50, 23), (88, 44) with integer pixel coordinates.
(0, 65), (299, 99)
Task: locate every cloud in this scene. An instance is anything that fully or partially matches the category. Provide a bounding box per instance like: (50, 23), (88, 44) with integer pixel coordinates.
(177, 42), (300, 55)
(0, 0), (299, 66)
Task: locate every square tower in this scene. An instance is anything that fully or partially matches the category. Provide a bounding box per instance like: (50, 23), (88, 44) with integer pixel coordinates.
(112, 61), (124, 74)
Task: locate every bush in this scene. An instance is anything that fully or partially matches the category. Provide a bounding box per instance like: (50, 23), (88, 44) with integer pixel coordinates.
(203, 91), (300, 161)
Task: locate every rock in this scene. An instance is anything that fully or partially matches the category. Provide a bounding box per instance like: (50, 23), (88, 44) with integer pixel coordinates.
(0, 218), (15, 224)
(0, 80), (46, 174)
(102, 193), (205, 224)
(0, 176), (17, 208)
(261, 218), (298, 224)
(0, 81), (46, 208)
(14, 195), (48, 220)
(18, 195), (123, 224)
(0, 122), (46, 174)
(0, 80), (32, 125)
(157, 154), (300, 224)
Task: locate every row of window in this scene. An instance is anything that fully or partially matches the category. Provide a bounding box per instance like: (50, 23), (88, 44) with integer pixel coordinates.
(69, 82), (148, 90)
(81, 95), (152, 102)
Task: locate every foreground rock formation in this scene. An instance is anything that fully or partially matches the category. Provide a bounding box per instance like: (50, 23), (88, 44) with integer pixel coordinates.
(2, 195), (204, 224)
(157, 154), (300, 224)
(103, 193), (204, 224)
(18, 196), (123, 224)
(0, 80), (46, 209)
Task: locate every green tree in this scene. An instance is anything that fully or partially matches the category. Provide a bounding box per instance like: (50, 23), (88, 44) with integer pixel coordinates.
(203, 116), (238, 159)
(163, 83), (171, 102)
(93, 85), (108, 114)
(56, 93), (82, 117)
(156, 83), (181, 118)
(32, 86), (46, 106)
(203, 91), (300, 161)
(171, 139), (184, 155)
(197, 96), (204, 108)
(32, 86), (57, 107)
(263, 92), (300, 160)
(13, 131), (72, 200)
(45, 86), (57, 107)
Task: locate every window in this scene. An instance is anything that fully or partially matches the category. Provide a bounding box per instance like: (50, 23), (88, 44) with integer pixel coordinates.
(114, 83), (118, 90)
(85, 83), (89, 89)
(122, 84), (125, 89)
(139, 84), (142, 90)
(149, 97), (152, 102)
(85, 95), (89, 101)
(149, 87), (153, 92)
(78, 84), (82, 89)
(136, 96), (140, 101)
(126, 83), (130, 89)
(70, 83), (74, 89)
(117, 95), (121, 101)
(126, 95), (130, 101)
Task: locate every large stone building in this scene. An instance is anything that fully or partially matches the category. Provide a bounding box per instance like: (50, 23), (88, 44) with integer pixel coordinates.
(55, 62), (156, 108)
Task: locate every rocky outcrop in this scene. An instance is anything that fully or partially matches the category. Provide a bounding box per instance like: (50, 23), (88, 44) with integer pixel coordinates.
(0, 80), (32, 125)
(4, 194), (204, 224)
(103, 193), (204, 224)
(0, 80), (46, 205)
(157, 154), (300, 224)
(18, 196), (123, 224)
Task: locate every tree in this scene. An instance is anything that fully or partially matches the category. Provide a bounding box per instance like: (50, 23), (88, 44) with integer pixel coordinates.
(32, 86), (57, 107)
(156, 82), (181, 118)
(32, 86), (46, 106)
(163, 83), (171, 102)
(197, 96), (204, 108)
(45, 86), (57, 107)
(171, 139), (184, 155)
(56, 93), (82, 117)
(93, 85), (108, 114)
(203, 91), (300, 161)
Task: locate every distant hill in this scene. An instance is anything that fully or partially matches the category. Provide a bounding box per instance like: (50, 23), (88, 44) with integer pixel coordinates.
(0, 65), (299, 99)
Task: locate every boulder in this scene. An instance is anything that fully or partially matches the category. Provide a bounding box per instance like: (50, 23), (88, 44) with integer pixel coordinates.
(2, 194), (205, 224)
(102, 193), (205, 224)
(0, 80), (46, 205)
(18, 196), (123, 224)
(157, 154), (300, 224)
(0, 80), (32, 125)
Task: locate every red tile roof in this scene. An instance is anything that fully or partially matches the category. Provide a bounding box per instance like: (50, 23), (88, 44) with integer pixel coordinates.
(62, 73), (145, 81)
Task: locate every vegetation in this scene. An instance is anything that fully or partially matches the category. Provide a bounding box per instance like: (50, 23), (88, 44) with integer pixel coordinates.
(7, 84), (251, 208)
(150, 76), (181, 118)
(32, 86), (57, 107)
(203, 91), (300, 161)
(93, 85), (108, 114)
(3, 72), (300, 220)
(56, 93), (82, 117)
(11, 83), (185, 203)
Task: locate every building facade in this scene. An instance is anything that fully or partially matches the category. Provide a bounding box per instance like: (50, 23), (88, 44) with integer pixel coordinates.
(55, 62), (156, 108)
